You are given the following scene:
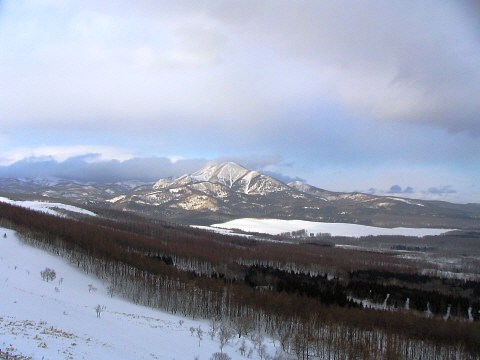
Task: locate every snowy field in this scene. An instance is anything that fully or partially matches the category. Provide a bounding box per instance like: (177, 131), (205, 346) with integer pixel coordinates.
(0, 197), (96, 217)
(191, 226), (252, 238)
(0, 227), (278, 359)
(211, 218), (453, 238)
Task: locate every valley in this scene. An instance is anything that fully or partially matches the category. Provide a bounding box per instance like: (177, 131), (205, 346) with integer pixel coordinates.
(1, 196), (479, 359)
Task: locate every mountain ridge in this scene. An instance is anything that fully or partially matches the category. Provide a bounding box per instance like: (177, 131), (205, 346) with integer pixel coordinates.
(105, 162), (480, 229)
(1, 161), (479, 229)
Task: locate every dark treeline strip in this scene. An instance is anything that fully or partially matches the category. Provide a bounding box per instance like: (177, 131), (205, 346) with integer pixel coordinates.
(347, 280), (480, 319)
(245, 265), (480, 320)
(350, 270), (480, 312)
(1, 202), (480, 358)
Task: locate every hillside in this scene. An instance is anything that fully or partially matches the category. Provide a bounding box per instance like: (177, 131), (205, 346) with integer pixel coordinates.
(1, 201), (479, 359)
(0, 227), (276, 359)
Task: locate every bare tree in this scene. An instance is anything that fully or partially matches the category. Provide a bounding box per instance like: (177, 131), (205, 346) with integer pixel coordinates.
(257, 344), (268, 360)
(218, 323), (234, 353)
(209, 318), (219, 340)
(210, 353), (231, 360)
(196, 326), (203, 347)
(234, 315), (253, 338)
(107, 285), (115, 297)
(40, 267), (56, 282)
(95, 304), (106, 318)
(239, 339), (247, 356)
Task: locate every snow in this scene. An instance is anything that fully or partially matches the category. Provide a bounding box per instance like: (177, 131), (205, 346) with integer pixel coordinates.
(212, 218), (454, 237)
(191, 162), (250, 188)
(191, 163), (220, 182)
(0, 227), (278, 359)
(0, 197), (96, 217)
(240, 171), (260, 194)
(387, 197), (425, 207)
(288, 181), (308, 191)
(107, 195), (127, 203)
(151, 162), (288, 199)
(191, 225), (253, 237)
(219, 163), (249, 188)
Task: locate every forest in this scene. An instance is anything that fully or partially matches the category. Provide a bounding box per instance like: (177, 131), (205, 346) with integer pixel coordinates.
(1, 202), (479, 359)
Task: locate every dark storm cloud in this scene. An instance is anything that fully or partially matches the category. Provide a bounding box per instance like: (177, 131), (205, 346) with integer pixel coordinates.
(387, 185), (403, 194)
(0, 155), (307, 185)
(0, 156), (208, 183)
(208, 1), (480, 134)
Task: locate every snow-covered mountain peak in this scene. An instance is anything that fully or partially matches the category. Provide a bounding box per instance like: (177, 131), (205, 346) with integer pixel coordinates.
(151, 161), (289, 196)
(153, 162), (253, 190)
(191, 162), (249, 186)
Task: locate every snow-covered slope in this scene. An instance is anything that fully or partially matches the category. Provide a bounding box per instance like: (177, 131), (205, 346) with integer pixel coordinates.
(151, 162), (288, 196)
(191, 162), (250, 188)
(288, 181), (329, 200)
(211, 218), (454, 237)
(0, 228), (278, 359)
(0, 197), (96, 217)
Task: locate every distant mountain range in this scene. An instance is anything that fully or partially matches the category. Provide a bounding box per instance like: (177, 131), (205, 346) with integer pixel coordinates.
(1, 162), (480, 229)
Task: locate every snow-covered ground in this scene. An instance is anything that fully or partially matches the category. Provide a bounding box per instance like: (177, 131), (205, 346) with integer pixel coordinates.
(0, 227), (278, 359)
(0, 197), (96, 217)
(191, 226), (253, 238)
(212, 218), (453, 238)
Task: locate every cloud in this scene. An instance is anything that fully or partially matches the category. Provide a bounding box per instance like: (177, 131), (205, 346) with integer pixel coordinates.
(427, 185), (457, 195)
(0, 1), (479, 204)
(209, 1), (480, 133)
(0, 153), (305, 184)
(214, 155), (285, 172)
(387, 185), (403, 194)
(387, 185), (415, 194)
(0, 146), (134, 166)
(262, 172), (306, 185)
(0, 155), (208, 183)
(363, 183), (462, 202)
(0, 1), (479, 135)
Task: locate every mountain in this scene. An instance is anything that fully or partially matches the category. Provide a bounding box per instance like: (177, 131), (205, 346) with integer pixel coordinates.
(108, 162), (298, 220)
(0, 177), (152, 206)
(1, 161), (479, 229)
(153, 162), (290, 195)
(105, 162), (480, 229)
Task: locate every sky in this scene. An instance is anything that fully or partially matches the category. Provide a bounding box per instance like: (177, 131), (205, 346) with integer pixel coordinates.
(0, 0), (479, 203)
